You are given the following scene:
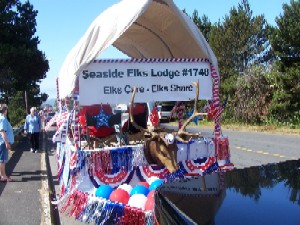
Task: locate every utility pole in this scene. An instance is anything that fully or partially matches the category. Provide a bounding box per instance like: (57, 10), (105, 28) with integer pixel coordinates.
(25, 90), (28, 113)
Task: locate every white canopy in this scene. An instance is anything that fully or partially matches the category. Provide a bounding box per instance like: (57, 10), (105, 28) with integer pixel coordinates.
(57, 0), (219, 99)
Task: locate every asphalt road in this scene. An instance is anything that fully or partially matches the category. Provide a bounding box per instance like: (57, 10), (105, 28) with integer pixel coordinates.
(220, 128), (300, 168)
(2, 125), (295, 225)
(50, 124), (300, 225)
(162, 124), (300, 169)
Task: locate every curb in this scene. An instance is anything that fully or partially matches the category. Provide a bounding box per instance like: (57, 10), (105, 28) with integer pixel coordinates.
(43, 131), (61, 225)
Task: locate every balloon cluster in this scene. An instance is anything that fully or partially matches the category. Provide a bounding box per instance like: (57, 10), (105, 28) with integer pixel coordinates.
(94, 177), (165, 211)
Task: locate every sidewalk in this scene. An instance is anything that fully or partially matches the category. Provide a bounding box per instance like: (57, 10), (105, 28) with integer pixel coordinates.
(0, 132), (51, 225)
(0, 126), (91, 225)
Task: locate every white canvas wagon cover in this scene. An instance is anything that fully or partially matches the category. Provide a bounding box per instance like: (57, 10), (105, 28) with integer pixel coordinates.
(57, 0), (219, 100)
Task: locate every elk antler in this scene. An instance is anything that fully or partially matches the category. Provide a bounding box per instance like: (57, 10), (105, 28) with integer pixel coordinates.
(129, 87), (157, 137)
(175, 81), (207, 143)
(129, 87), (148, 132)
(129, 86), (179, 173)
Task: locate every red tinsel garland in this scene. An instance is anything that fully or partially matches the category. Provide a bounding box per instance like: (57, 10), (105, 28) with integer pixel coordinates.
(120, 206), (146, 225)
(69, 191), (88, 218)
(215, 137), (230, 160)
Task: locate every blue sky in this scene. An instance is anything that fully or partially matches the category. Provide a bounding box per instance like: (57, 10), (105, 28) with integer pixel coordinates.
(22, 0), (289, 100)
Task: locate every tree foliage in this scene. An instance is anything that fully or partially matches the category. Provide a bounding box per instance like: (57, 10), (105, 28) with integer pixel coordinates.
(7, 91), (27, 126)
(190, 10), (212, 42)
(185, 0), (300, 126)
(270, 0), (300, 69)
(268, 66), (300, 123)
(268, 0), (300, 122)
(0, 0), (49, 109)
(233, 66), (272, 123)
(209, 0), (271, 81)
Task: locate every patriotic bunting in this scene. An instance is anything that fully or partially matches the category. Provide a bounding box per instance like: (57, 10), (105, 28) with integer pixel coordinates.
(52, 113), (70, 144)
(44, 114), (57, 131)
(52, 63), (234, 225)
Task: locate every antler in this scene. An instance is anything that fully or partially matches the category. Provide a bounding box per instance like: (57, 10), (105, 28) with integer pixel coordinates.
(176, 81), (207, 143)
(130, 87), (159, 136)
(129, 86), (179, 173)
(129, 87), (148, 132)
(129, 87), (169, 143)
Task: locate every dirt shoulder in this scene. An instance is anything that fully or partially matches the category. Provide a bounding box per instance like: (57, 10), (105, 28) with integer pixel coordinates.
(169, 121), (300, 135)
(221, 123), (300, 135)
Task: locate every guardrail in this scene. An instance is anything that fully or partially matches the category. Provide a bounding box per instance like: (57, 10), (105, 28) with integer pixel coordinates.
(13, 124), (24, 136)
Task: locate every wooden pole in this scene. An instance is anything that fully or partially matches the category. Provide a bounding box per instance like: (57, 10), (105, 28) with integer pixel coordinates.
(24, 90), (28, 113)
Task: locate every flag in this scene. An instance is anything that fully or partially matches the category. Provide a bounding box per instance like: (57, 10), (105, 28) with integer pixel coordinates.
(44, 115), (57, 131)
(214, 96), (229, 131)
(52, 113), (70, 144)
(56, 112), (70, 129)
(205, 100), (217, 120)
(149, 106), (159, 127)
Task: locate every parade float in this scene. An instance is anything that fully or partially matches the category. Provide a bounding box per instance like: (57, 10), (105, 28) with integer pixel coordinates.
(46, 0), (234, 224)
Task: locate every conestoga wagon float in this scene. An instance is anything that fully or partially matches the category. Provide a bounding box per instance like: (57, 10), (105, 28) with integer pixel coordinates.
(46, 0), (234, 224)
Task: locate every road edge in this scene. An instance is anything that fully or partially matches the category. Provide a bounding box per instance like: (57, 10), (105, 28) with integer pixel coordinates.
(41, 131), (61, 225)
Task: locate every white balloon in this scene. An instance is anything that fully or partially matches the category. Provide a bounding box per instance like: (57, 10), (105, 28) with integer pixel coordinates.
(117, 184), (132, 194)
(147, 176), (159, 185)
(128, 194), (147, 210)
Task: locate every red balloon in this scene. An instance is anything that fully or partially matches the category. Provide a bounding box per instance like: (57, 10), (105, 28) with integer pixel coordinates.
(145, 195), (155, 211)
(109, 188), (130, 205)
(138, 181), (150, 189)
(147, 190), (155, 198)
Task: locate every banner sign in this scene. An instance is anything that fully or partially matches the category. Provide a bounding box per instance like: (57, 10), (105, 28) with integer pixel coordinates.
(79, 59), (213, 105)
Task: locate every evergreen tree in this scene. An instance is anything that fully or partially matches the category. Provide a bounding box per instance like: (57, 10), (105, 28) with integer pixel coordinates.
(190, 10), (212, 42)
(270, 0), (300, 69)
(183, 9), (212, 42)
(0, 0), (49, 108)
(209, 0), (271, 81)
(7, 91), (27, 126)
(268, 0), (300, 122)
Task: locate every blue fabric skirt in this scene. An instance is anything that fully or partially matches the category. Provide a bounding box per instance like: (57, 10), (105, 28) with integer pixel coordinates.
(0, 143), (8, 163)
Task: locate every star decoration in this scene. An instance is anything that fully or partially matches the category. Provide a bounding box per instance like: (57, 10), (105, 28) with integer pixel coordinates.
(93, 108), (111, 128)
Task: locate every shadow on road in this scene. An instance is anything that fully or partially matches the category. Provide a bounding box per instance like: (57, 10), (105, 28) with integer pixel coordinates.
(0, 134), (30, 196)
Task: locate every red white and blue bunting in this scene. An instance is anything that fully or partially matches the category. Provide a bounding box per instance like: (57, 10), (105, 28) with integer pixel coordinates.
(52, 54), (235, 224)
(55, 136), (233, 224)
(72, 95), (80, 149)
(210, 65), (222, 137)
(52, 112), (71, 144)
(90, 168), (135, 188)
(58, 190), (154, 225)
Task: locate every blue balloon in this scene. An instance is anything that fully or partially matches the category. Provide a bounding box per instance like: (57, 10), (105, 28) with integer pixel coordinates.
(95, 185), (113, 199)
(149, 179), (164, 191)
(130, 185), (149, 197)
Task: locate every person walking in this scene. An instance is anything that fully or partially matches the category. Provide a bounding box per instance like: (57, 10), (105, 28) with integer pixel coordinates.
(39, 110), (45, 131)
(0, 104), (14, 182)
(24, 107), (41, 153)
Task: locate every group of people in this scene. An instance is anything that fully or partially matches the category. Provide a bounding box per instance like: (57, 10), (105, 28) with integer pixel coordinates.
(0, 105), (43, 182)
